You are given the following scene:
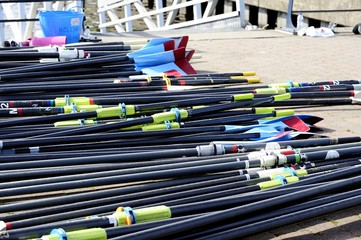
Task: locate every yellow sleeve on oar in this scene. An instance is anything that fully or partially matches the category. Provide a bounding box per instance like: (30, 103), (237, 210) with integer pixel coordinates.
(63, 105), (101, 113)
(261, 109), (295, 120)
(120, 122), (181, 131)
(152, 109), (189, 123)
(230, 71), (256, 77)
(54, 97), (92, 106)
(257, 176), (300, 190)
(54, 120), (97, 128)
(254, 107), (275, 114)
(254, 87), (286, 94)
(96, 104), (136, 119)
(113, 205), (172, 226)
(42, 228), (107, 240)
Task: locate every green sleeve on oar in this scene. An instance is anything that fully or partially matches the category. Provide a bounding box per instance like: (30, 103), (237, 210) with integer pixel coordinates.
(120, 122), (180, 131)
(54, 120), (97, 127)
(275, 109), (295, 117)
(55, 97), (91, 107)
(295, 169), (308, 176)
(261, 110), (294, 120)
(96, 105), (136, 119)
(114, 206), (172, 226)
(152, 110), (188, 123)
(273, 93), (291, 102)
(254, 107), (275, 114)
(232, 93), (254, 101)
(63, 105), (102, 113)
(142, 122), (180, 131)
(257, 176), (299, 190)
(45, 228), (107, 240)
(246, 78), (261, 83)
(253, 88), (277, 94)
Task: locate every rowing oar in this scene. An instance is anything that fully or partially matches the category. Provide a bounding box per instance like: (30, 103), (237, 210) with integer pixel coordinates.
(0, 77), (260, 95)
(29, 94), (291, 137)
(0, 117), (292, 150)
(0, 85), (275, 107)
(68, 187), (361, 239)
(2, 143), (361, 196)
(0, 143), (238, 170)
(181, 187), (361, 239)
(204, 195), (361, 240)
(0, 48), (188, 81)
(1, 169), (303, 229)
(2, 163), (344, 232)
(0, 166), (348, 235)
(0, 104), (101, 117)
(106, 169), (361, 240)
(0, 183), (323, 238)
(0, 151), (355, 202)
(0, 93), (279, 130)
(0, 93), (258, 128)
(0, 171), (243, 213)
(0, 135), (358, 173)
(7, 165), (360, 239)
(286, 83), (361, 92)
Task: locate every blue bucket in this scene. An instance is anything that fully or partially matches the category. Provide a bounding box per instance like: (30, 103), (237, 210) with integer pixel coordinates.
(39, 10), (84, 44)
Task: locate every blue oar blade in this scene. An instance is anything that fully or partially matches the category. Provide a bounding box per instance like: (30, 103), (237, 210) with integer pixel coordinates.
(134, 47), (186, 68)
(127, 41), (174, 58)
(259, 115), (312, 132)
(139, 59), (197, 76)
(141, 37), (174, 49)
(212, 131), (295, 146)
(244, 126), (284, 140)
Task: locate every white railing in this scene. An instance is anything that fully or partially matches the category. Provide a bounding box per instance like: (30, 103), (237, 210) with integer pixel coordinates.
(97, 0), (246, 33)
(0, 0), (83, 43)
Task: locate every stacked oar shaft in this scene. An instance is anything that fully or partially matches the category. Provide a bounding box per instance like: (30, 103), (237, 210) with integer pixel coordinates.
(0, 37), (360, 240)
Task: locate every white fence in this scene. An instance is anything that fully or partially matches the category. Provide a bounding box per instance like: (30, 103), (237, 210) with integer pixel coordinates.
(97, 0), (246, 33)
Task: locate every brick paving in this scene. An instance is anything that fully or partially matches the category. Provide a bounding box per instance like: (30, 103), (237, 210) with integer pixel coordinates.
(100, 27), (361, 239)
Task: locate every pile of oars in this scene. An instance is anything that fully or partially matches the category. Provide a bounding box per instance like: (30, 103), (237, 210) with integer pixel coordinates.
(0, 37), (361, 240)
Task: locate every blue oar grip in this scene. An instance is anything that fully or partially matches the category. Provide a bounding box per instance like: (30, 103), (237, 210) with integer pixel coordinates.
(119, 103), (126, 118)
(274, 175), (287, 185)
(123, 206), (137, 224)
(50, 228), (68, 240)
(171, 108), (181, 122)
(284, 167), (297, 176)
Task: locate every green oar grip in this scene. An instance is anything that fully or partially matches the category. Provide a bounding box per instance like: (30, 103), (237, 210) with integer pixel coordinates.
(113, 205), (172, 226)
(152, 110), (188, 123)
(54, 120), (97, 128)
(254, 88), (279, 94)
(274, 109), (295, 117)
(142, 122), (180, 131)
(257, 176), (299, 190)
(63, 105), (101, 113)
(232, 93), (254, 101)
(96, 105), (135, 119)
(254, 107), (275, 114)
(55, 97), (91, 107)
(246, 78), (261, 83)
(120, 122), (181, 131)
(44, 228), (107, 240)
(273, 93), (291, 102)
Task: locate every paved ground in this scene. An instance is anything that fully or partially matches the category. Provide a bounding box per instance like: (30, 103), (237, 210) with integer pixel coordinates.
(98, 27), (361, 239)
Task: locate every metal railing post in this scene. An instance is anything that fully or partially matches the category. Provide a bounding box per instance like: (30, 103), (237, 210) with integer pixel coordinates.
(0, 4), (4, 46)
(285, 0), (295, 29)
